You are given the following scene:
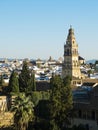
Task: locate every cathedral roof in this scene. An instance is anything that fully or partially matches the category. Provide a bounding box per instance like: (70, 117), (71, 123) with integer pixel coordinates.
(78, 56), (85, 60)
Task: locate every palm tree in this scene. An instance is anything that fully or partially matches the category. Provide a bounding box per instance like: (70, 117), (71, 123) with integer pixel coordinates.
(11, 93), (34, 130)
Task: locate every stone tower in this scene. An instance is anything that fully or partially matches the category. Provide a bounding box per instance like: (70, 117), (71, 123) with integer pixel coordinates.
(62, 26), (81, 79)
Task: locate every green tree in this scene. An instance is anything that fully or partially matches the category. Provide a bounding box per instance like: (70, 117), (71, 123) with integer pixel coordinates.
(19, 61), (36, 93)
(49, 75), (73, 130)
(30, 72), (36, 91)
(31, 91), (42, 106)
(0, 75), (4, 86)
(63, 76), (73, 125)
(87, 70), (92, 77)
(8, 71), (19, 95)
(11, 93), (34, 130)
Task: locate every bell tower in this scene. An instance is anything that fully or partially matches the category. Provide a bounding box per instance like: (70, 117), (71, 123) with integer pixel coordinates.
(62, 26), (81, 79)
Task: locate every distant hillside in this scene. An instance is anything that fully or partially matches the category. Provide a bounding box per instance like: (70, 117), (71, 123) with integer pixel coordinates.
(86, 59), (98, 64)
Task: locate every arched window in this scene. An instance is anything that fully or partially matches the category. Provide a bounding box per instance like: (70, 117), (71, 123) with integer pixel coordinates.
(67, 49), (69, 55)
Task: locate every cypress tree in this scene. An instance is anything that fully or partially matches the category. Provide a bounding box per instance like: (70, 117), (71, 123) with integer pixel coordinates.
(30, 72), (36, 91)
(19, 61), (31, 93)
(19, 61), (36, 93)
(49, 75), (73, 130)
(8, 71), (19, 94)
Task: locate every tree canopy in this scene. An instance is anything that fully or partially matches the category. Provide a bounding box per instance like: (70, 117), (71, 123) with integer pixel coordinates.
(19, 61), (36, 93)
(11, 93), (34, 130)
(49, 75), (73, 130)
(8, 71), (19, 95)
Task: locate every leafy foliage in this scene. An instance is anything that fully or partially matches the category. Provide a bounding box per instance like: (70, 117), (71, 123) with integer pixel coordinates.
(11, 93), (34, 130)
(35, 100), (50, 120)
(30, 91), (50, 130)
(8, 71), (19, 94)
(19, 61), (36, 93)
(19, 61), (31, 92)
(31, 91), (50, 106)
(0, 75), (4, 86)
(30, 73), (36, 91)
(49, 75), (73, 130)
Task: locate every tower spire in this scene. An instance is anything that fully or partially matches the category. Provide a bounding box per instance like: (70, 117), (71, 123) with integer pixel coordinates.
(66, 26), (76, 45)
(70, 25), (72, 29)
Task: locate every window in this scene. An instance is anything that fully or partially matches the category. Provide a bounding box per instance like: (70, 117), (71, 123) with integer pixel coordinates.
(67, 49), (69, 55)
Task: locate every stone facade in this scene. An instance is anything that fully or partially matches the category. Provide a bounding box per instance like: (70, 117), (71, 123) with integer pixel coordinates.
(0, 96), (7, 112)
(62, 27), (81, 79)
(72, 85), (98, 130)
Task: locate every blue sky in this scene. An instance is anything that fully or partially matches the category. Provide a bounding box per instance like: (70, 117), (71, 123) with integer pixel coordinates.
(0, 0), (98, 60)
